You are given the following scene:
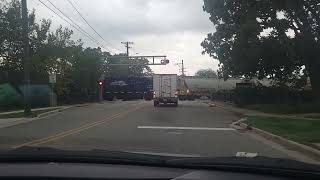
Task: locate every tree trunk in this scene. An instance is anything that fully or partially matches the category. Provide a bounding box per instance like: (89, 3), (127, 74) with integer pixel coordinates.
(307, 61), (320, 105)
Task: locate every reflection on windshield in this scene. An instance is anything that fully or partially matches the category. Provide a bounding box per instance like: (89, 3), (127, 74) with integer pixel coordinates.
(0, 0), (319, 167)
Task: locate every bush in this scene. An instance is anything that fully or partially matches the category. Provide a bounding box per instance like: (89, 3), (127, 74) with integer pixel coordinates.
(234, 85), (313, 106)
(0, 83), (23, 110)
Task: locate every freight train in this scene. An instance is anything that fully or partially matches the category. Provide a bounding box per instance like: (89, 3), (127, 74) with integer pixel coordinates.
(103, 76), (153, 101)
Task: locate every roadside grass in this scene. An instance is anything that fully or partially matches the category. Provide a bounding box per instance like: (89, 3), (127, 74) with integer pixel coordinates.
(0, 108), (60, 119)
(245, 116), (320, 146)
(245, 103), (320, 114)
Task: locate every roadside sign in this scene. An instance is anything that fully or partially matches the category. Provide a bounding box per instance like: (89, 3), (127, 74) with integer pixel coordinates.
(49, 73), (56, 83)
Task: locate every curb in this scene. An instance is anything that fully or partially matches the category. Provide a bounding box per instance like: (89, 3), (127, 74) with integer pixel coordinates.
(36, 103), (91, 118)
(209, 102), (244, 117)
(239, 122), (320, 161)
(208, 102), (217, 107)
(229, 118), (248, 131)
(73, 103), (91, 107)
(37, 108), (62, 118)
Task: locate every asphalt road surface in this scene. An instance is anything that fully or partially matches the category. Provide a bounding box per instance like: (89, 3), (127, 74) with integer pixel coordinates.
(0, 100), (289, 158)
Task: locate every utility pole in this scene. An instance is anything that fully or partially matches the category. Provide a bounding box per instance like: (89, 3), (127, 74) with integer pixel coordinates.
(181, 60), (185, 77)
(121, 41), (133, 56)
(176, 60), (186, 77)
(22, 0), (31, 115)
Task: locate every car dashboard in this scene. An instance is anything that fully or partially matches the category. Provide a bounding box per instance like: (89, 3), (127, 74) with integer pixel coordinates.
(0, 162), (295, 180)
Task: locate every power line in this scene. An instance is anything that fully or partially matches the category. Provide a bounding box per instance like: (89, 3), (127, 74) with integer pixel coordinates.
(66, 0), (121, 53)
(38, 0), (103, 49)
(45, 0), (109, 51)
(38, 0), (109, 52)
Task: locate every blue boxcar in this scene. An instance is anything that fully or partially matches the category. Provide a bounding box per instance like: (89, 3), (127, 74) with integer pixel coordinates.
(103, 76), (152, 101)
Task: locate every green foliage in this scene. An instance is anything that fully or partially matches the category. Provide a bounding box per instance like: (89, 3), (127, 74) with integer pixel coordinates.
(246, 116), (320, 144)
(202, 0), (320, 102)
(234, 85), (313, 107)
(71, 47), (105, 93)
(0, 1), (151, 104)
(0, 0), (25, 71)
(246, 103), (320, 114)
(195, 68), (217, 78)
(105, 55), (152, 76)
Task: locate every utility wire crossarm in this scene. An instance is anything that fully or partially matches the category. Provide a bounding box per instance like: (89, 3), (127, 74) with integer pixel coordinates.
(176, 60), (186, 77)
(121, 42), (134, 56)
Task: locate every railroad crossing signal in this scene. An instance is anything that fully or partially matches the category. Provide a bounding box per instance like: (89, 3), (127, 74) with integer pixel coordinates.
(107, 55), (170, 66)
(97, 80), (103, 86)
(97, 80), (103, 101)
(161, 59), (169, 64)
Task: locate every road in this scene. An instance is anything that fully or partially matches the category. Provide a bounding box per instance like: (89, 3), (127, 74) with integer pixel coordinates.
(0, 100), (288, 158)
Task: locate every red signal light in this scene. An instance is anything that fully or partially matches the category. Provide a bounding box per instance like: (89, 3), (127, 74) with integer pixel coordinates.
(97, 80), (103, 86)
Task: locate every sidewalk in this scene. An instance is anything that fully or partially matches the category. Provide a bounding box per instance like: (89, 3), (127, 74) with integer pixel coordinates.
(210, 101), (320, 120)
(0, 106), (62, 115)
(0, 118), (39, 129)
(0, 103), (91, 129)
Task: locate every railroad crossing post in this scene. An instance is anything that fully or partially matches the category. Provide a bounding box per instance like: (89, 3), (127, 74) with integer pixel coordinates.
(98, 80), (103, 102)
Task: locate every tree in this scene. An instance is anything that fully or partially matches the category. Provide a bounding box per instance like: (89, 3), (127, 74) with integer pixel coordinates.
(0, 0), (29, 71)
(201, 0), (320, 103)
(195, 68), (217, 78)
(105, 55), (152, 76)
(0, 1), (110, 102)
(129, 57), (153, 76)
(0, 0), (55, 86)
(71, 47), (105, 94)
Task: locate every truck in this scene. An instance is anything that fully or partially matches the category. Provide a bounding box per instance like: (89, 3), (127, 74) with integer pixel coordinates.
(103, 76), (152, 101)
(153, 74), (178, 107)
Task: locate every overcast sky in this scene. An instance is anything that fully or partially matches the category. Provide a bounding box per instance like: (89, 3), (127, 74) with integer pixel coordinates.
(29, 0), (218, 75)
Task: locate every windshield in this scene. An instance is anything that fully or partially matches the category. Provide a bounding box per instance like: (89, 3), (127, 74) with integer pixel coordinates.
(0, 0), (319, 168)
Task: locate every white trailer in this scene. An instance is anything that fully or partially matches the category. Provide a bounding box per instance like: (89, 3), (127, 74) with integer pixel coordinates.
(153, 74), (178, 107)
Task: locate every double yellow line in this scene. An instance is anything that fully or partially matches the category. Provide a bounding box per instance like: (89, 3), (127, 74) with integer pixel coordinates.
(14, 103), (145, 148)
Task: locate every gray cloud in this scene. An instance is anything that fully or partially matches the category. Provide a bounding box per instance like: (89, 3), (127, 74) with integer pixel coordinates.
(41, 0), (213, 37)
(29, 0), (217, 74)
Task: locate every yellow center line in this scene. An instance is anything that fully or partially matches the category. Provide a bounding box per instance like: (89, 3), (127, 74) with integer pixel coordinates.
(13, 103), (145, 148)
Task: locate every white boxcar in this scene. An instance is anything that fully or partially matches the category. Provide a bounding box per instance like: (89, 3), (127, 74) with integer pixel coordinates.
(153, 74), (178, 107)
